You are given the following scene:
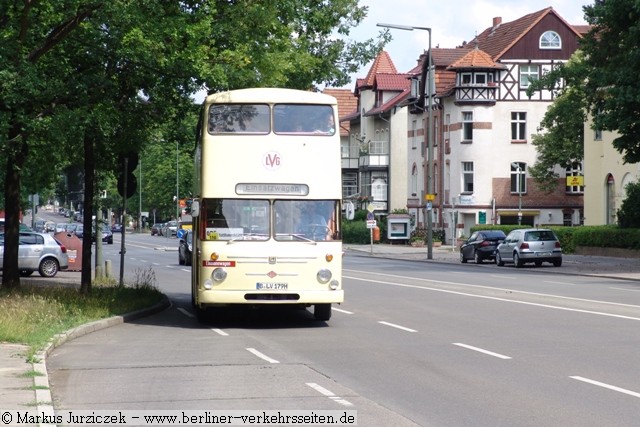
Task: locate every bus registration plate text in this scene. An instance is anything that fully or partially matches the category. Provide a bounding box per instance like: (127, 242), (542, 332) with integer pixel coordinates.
(256, 282), (288, 290)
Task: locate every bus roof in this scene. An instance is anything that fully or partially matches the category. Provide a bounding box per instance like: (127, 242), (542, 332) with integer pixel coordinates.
(204, 88), (337, 106)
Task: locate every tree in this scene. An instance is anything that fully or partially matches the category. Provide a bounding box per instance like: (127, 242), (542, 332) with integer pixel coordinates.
(1, 1), (386, 290)
(617, 181), (640, 228)
(526, 52), (589, 192)
(582, 0), (640, 163)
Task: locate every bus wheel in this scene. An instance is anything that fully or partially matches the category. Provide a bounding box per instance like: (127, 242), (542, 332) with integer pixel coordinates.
(314, 304), (332, 321)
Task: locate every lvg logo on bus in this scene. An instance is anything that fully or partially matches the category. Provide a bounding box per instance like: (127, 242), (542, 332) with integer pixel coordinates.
(263, 151), (281, 170)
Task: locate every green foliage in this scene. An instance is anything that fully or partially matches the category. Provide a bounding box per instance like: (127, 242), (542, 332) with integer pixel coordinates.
(410, 227), (426, 242)
(617, 181), (640, 228)
(342, 220), (370, 243)
(353, 209), (369, 221)
(572, 225), (640, 250)
(582, 1), (640, 163)
(0, 282), (164, 356)
(526, 52), (588, 192)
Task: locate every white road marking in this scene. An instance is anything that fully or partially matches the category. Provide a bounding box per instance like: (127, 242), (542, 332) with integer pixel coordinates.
(378, 321), (417, 333)
(176, 307), (194, 318)
(332, 307), (353, 314)
(306, 383), (353, 407)
(246, 348), (279, 364)
(343, 272), (640, 321)
(453, 343), (511, 359)
(570, 376), (640, 398)
(211, 328), (229, 336)
(610, 286), (640, 293)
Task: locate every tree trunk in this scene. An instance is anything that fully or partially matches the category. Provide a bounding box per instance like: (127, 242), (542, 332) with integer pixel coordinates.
(1, 127), (28, 290)
(80, 133), (95, 295)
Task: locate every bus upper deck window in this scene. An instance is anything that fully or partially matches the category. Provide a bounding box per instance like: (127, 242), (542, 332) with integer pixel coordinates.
(273, 104), (335, 135)
(208, 104), (270, 134)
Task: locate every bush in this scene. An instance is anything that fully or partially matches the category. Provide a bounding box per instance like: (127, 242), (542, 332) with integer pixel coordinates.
(573, 225), (640, 250)
(342, 220), (370, 243)
(617, 181), (640, 228)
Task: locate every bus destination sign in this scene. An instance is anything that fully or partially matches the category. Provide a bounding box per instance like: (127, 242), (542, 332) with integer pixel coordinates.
(236, 183), (309, 196)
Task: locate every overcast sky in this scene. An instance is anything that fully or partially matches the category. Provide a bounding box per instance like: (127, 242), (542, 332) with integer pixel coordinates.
(343, 0), (590, 87)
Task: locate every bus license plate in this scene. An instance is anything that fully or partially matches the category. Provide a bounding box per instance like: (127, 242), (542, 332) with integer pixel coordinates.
(256, 282), (288, 290)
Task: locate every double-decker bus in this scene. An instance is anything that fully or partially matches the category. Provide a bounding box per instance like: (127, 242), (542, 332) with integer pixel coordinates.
(190, 88), (343, 321)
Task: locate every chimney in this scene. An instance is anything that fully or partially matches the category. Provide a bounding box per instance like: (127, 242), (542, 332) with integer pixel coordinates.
(493, 17), (502, 27)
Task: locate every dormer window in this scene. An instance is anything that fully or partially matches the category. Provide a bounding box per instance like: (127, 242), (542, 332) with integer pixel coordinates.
(540, 31), (561, 49)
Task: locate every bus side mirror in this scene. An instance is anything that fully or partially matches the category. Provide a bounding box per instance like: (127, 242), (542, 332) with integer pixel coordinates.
(191, 200), (200, 217)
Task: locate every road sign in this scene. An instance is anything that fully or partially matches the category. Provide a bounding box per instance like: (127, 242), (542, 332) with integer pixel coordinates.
(425, 194), (435, 201)
(367, 203), (375, 213)
(366, 220), (377, 229)
(366, 212), (374, 221)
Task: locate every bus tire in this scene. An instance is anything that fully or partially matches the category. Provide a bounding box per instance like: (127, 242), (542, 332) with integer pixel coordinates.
(314, 303), (332, 321)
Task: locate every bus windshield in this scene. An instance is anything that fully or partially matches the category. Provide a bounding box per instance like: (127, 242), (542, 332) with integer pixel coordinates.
(200, 198), (339, 242)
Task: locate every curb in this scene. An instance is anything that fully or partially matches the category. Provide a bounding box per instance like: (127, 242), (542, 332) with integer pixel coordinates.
(32, 296), (172, 426)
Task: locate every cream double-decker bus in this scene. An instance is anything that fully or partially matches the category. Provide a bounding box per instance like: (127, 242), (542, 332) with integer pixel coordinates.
(190, 88), (343, 322)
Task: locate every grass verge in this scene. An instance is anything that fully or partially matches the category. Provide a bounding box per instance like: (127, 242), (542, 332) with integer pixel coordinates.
(0, 268), (164, 359)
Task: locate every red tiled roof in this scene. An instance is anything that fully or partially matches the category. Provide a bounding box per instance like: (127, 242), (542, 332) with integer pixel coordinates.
(362, 50), (398, 86)
(447, 47), (507, 70)
(572, 24), (591, 35)
(323, 88), (357, 136)
(374, 73), (413, 91)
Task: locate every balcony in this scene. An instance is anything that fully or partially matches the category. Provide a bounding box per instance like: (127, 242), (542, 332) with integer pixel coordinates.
(454, 83), (497, 105)
(359, 139), (389, 167)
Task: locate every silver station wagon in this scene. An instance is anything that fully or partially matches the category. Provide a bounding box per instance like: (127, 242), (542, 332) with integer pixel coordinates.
(0, 231), (69, 277)
(496, 228), (562, 268)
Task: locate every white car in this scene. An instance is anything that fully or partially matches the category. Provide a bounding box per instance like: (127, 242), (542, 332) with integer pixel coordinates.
(0, 231), (69, 277)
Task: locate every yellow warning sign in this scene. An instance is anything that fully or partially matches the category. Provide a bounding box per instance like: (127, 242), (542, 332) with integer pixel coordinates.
(566, 176), (584, 186)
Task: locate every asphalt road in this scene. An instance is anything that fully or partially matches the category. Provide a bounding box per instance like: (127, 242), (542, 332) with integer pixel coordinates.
(36, 223), (640, 426)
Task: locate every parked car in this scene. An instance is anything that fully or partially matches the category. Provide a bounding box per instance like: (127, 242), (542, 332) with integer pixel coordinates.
(94, 225), (114, 244)
(151, 223), (163, 236)
(496, 228), (562, 268)
(33, 220), (46, 233)
(55, 223), (68, 233)
(162, 220), (178, 237)
(111, 223), (123, 233)
(74, 224), (85, 239)
(460, 230), (507, 264)
(178, 229), (192, 266)
(0, 231), (68, 277)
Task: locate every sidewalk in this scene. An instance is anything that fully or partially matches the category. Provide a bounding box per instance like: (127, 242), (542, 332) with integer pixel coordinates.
(2, 244), (639, 418)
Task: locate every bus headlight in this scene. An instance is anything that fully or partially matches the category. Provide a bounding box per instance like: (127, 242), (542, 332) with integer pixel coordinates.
(329, 280), (339, 290)
(211, 268), (228, 283)
(203, 279), (213, 290)
(317, 269), (332, 284)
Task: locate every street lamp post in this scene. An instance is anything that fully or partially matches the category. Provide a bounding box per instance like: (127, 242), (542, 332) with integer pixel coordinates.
(511, 162), (522, 225)
(176, 141), (180, 220)
(377, 23), (434, 259)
